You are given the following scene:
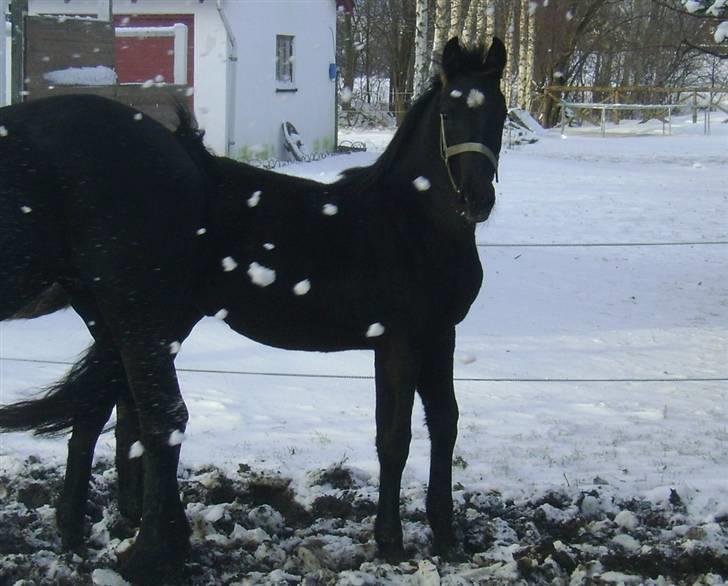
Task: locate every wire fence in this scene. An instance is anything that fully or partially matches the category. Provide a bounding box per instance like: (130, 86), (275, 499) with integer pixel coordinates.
(0, 240), (725, 386)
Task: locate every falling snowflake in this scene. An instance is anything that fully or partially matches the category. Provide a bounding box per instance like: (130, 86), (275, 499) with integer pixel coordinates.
(196, 228), (207, 236)
(263, 243), (275, 251)
(467, 89), (485, 108)
(222, 256), (238, 272)
(366, 323), (385, 338)
(413, 176), (431, 191)
(168, 430), (186, 446)
(20, 206), (32, 214)
(322, 203), (338, 216)
(133, 113), (143, 121)
(214, 308), (229, 320)
(248, 190), (262, 208)
(248, 262), (276, 287)
(169, 341), (181, 355)
(128, 441), (144, 459)
(0, 126), (7, 137)
(450, 89), (463, 98)
(293, 279), (311, 296)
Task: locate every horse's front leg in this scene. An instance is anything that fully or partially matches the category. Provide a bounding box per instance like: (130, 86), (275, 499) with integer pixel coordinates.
(417, 327), (459, 557)
(374, 336), (419, 560)
(115, 338), (191, 586)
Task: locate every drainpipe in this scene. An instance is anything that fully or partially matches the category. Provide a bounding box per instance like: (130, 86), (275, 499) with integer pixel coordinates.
(0, 0), (7, 106)
(216, 0), (237, 157)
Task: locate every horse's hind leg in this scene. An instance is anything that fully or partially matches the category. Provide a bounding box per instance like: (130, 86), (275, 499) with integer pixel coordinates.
(111, 319), (195, 585)
(57, 342), (123, 549)
(115, 392), (144, 523)
(416, 328), (459, 557)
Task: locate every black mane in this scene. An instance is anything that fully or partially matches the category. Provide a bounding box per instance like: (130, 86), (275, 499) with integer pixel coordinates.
(338, 42), (492, 192)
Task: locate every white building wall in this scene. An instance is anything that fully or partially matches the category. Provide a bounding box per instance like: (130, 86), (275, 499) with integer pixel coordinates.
(25, 0), (338, 159)
(223, 0), (337, 160)
(28, 0), (229, 154)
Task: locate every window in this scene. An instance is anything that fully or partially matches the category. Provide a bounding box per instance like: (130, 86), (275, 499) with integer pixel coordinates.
(276, 35), (294, 86)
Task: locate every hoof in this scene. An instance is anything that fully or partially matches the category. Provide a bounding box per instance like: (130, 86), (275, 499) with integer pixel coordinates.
(117, 540), (188, 586)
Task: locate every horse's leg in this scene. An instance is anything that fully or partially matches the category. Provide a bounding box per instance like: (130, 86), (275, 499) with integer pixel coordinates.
(57, 342), (124, 549)
(115, 391), (143, 524)
(417, 327), (459, 557)
(373, 336), (419, 560)
(113, 329), (192, 585)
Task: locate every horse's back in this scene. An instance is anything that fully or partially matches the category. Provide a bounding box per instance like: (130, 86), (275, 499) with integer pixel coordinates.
(0, 95), (209, 325)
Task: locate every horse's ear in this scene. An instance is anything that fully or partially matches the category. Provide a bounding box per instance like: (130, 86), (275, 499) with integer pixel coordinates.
(441, 36), (463, 83)
(484, 36), (507, 78)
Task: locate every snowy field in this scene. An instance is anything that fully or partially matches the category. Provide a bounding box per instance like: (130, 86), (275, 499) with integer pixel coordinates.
(1, 115), (727, 584)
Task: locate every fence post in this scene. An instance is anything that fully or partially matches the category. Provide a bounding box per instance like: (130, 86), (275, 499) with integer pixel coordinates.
(692, 91), (698, 124)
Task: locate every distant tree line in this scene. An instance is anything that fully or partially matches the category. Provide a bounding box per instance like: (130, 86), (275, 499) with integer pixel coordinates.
(337, 0), (728, 127)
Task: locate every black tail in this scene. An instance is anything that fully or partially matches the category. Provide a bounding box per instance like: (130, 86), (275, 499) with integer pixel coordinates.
(0, 345), (121, 437)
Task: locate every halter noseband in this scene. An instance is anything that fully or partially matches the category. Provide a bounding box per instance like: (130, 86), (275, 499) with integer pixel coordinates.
(439, 114), (499, 193)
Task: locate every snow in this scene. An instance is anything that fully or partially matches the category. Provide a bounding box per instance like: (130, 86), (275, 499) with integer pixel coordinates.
(466, 89), (484, 109)
(449, 90), (463, 99)
(0, 126), (7, 137)
(412, 176), (431, 191)
(168, 430), (186, 446)
(20, 206), (32, 214)
(128, 441), (144, 459)
(365, 323), (385, 338)
(293, 279), (312, 296)
(322, 203), (339, 216)
(42, 66), (117, 87)
(247, 190), (262, 208)
(1, 114), (727, 582)
(247, 262), (276, 287)
(221, 256), (238, 272)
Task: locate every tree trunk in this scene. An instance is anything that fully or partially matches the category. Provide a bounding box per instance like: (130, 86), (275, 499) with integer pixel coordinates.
(413, 0), (430, 96)
(462, 0), (480, 45)
(503, 2), (516, 107)
(449, 0), (463, 40)
(517, 0), (529, 108)
(431, 0), (450, 75)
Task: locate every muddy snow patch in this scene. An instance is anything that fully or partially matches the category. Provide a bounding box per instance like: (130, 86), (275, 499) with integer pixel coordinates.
(1, 458), (727, 584)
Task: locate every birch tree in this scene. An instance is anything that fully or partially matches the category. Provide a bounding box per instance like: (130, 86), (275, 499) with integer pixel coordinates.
(431, 0), (451, 74)
(462, 0), (481, 45)
(449, 0), (464, 39)
(517, 0), (537, 109)
(502, 2), (516, 106)
(412, 0), (430, 96)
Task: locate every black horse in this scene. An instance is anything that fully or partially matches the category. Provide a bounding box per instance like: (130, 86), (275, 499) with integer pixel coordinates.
(0, 37), (506, 584)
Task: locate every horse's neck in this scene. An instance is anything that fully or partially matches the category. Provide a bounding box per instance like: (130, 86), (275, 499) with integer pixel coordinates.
(386, 104), (474, 242)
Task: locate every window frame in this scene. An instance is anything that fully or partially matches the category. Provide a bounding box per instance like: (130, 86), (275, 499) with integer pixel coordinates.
(275, 34), (295, 90)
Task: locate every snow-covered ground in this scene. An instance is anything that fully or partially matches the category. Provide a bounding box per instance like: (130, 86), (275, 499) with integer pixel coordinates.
(1, 114), (727, 584)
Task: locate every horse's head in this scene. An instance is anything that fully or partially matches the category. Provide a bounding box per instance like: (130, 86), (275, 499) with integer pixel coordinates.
(438, 37), (507, 223)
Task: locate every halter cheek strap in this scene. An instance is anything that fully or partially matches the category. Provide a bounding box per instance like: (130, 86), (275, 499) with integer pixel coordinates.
(439, 114), (500, 193)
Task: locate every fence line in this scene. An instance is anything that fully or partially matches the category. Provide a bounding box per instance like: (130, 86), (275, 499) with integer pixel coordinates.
(476, 240), (728, 248)
(1, 357), (725, 385)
